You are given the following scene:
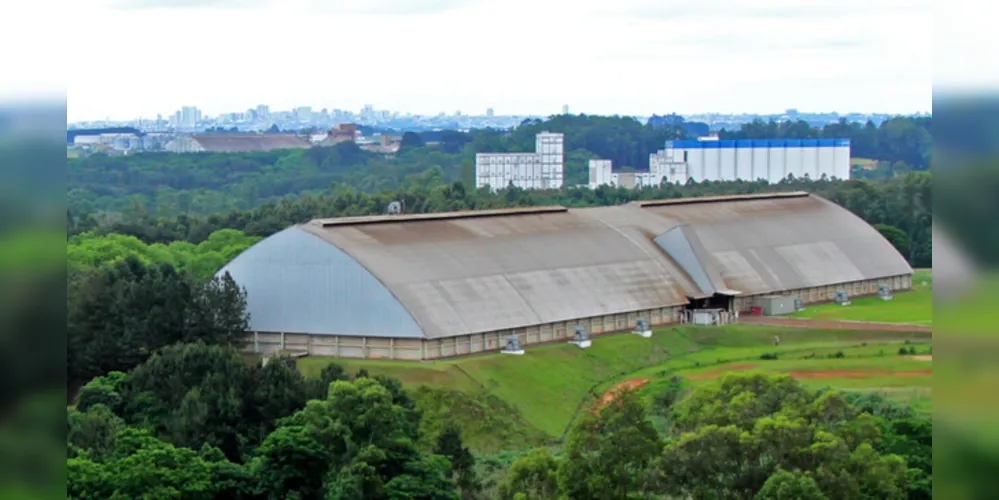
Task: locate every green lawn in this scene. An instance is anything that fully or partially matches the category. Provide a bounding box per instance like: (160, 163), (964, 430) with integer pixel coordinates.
(299, 325), (932, 440)
(642, 343), (933, 413)
(787, 270), (932, 325)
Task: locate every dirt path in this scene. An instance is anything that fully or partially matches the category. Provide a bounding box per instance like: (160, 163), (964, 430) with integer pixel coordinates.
(739, 316), (932, 333)
(688, 369), (931, 380)
(911, 355), (933, 361)
(596, 378), (651, 408)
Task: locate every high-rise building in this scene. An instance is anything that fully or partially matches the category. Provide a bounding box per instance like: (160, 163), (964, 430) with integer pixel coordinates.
(296, 106), (313, 123)
(475, 131), (564, 191)
(256, 104), (270, 120)
(173, 106), (201, 129)
(562, 104), (569, 115)
(486, 107), (494, 117)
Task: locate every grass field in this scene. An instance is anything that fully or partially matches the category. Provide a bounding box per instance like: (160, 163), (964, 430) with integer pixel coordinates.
(299, 324), (932, 446)
(787, 270), (932, 325)
(638, 344), (933, 412)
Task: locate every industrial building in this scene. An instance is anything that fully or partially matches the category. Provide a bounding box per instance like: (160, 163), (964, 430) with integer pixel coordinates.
(588, 158), (686, 189)
(218, 192), (913, 361)
(658, 138), (851, 183)
(475, 132), (564, 191)
(589, 138), (852, 189)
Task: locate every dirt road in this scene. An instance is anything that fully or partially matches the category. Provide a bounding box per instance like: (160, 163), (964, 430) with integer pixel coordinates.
(596, 378), (650, 408)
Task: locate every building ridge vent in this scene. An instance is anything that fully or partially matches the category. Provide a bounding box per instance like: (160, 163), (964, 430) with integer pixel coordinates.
(312, 205), (568, 227)
(635, 191), (809, 208)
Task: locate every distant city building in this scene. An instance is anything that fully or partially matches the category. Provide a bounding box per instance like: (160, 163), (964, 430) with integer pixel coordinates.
(475, 131), (564, 191)
(296, 106), (313, 123)
(486, 108), (494, 117)
(319, 123), (358, 146)
(562, 104), (569, 115)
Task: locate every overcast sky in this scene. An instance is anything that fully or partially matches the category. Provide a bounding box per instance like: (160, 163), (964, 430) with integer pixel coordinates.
(5, 0), (953, 122)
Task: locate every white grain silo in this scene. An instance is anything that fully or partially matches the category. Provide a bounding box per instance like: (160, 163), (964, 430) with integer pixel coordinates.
(833, 139), (851, 180)
(719, 140), (737, 181)
(751, 140), (769, 181)
(785, 140), (804, 180)
(801, 140), (820, 180)
(768, 140), (787, 183)
(817, 139), (836, 179)
(588, 159), (613, 188)
(735, 141), (754, 180)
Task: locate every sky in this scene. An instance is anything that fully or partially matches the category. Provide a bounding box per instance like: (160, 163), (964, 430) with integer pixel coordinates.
(3, 0), (961, 122)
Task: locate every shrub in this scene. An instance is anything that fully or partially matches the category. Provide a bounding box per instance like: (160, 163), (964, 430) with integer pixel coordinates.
(831, 351), (845, 359)
(898, 347), (909, 356)
(759, 353), (779, 360)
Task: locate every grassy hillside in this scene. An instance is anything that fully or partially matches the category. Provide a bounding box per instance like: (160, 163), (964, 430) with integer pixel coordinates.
(788, 269), (933, 324)
(299, 325), (931, 450)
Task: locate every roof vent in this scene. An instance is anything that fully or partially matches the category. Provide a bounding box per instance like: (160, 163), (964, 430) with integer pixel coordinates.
(387, 200), (404, 215)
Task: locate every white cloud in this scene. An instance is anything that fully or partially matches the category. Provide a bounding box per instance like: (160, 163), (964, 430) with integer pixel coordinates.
(63, 0), (932, 122)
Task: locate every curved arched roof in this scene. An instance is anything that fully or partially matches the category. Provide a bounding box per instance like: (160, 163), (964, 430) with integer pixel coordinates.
(297, 207), (695, 338)
(219, 193), (913, 339)
(634, 193), (913, 296)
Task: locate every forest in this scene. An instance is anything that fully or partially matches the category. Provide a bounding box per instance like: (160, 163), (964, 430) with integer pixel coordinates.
(67, 115), (932, 216)
(63, 114), (938, 498)
(66, 256), (932, 499)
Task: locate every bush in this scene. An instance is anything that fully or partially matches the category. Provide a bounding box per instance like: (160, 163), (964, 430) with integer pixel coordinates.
(828, 351), (845, 359)
(898, 347), (911, 356)
(759, 353), (779, 360)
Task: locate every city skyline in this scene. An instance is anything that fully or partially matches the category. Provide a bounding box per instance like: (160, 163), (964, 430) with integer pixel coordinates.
(67, 101), (929, 128)
(65, 0), (931, 123)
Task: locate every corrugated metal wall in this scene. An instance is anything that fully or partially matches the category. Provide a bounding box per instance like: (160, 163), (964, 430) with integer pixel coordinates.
(248, 273), (912, 361)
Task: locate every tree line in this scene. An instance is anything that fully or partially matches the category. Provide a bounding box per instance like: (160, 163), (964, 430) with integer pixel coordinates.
(67, 115), (931, 217)
(68, 337), (932, 499)
(69, 173), (933, 269)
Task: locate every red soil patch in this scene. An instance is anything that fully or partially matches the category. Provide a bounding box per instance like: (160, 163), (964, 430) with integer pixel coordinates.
(597, 378), (651, 408)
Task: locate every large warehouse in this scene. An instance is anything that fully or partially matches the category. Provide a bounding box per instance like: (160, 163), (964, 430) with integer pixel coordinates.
(651, 138), (852, 184)
(218, 192), (913, 360)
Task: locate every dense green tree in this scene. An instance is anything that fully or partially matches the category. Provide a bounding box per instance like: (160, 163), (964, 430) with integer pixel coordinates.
(67, 257), (249, 386)
(67, 427), (249, 500)
(498, 448), (560, 500)
(875, 224), (910, 259)
(654, 373), (910, 500)
(401, 131), (426, 149)
(756, 469), (828, 500)
(434, 423), (481, 499)
(556, 389), (661, 499)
